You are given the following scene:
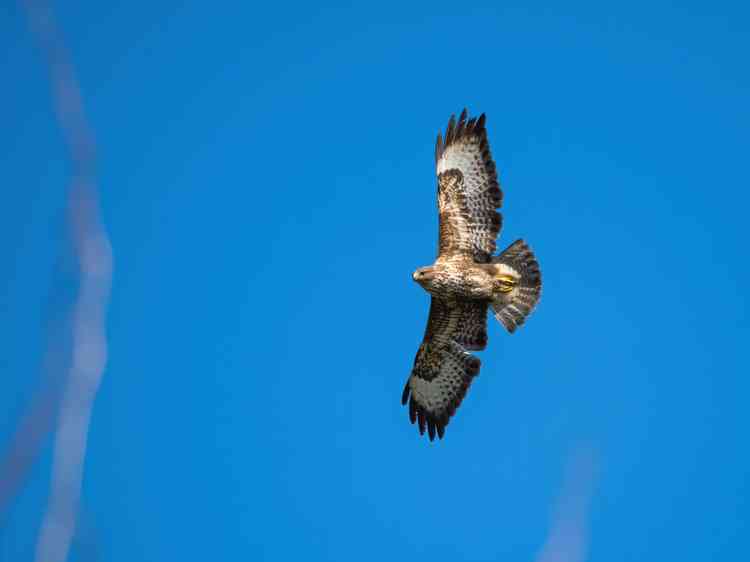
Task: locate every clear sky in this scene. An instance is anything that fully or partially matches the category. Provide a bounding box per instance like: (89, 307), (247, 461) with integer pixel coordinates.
(2, 1), (749, 561)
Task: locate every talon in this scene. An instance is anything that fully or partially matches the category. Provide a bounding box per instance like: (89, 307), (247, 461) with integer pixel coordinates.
(495, 274), (516, 294)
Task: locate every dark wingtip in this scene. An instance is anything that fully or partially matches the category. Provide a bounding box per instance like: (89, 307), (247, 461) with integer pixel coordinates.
(401, 381), (410, 405)
(445, 114), (457, 144)
(437, 422), (445, 440)
(439, 109), (491, 158)
(408, 400), (452, 442)
(456, 109), (468, 137)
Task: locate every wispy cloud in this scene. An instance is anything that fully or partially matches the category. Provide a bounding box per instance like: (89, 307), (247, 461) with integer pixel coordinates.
(0, 2), (113, 561)
(534, 446), (599, 562)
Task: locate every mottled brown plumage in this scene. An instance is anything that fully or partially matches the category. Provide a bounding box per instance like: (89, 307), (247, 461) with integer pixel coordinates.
(402, 109), (543, 441)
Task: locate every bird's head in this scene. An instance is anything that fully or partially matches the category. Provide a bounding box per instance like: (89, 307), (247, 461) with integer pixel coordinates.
(412, 266), (437, 288)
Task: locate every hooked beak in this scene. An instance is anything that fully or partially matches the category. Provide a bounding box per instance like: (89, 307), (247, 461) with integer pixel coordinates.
(413, 268), (435, 283)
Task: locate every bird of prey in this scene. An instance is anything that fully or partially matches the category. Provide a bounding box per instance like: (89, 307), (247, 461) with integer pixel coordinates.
(401, 109), (542, 441)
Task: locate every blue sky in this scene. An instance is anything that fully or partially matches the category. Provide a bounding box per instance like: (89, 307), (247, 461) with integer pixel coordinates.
(2, 1), (749, 560)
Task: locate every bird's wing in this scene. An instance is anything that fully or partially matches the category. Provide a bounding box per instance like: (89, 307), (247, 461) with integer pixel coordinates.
(401, 297), (489, 441)
(435, 110), (503, 263)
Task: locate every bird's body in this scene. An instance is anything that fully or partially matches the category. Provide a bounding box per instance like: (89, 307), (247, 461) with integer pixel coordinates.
(415, 258), (499, 300)
(402, 109), (542, 441)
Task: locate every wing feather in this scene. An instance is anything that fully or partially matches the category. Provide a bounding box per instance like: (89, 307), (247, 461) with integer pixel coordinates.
(401, 298), (487, 440)
(435, 110), (502, 262)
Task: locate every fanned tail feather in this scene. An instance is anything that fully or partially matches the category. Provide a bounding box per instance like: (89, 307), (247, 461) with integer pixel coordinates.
(491, 240), (542, 333)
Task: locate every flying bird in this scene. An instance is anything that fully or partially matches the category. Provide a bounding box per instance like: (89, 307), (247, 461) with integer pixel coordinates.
(401, 109), (542, 441)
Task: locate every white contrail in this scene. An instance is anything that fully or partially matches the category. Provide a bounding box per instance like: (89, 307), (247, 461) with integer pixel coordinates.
(534, 446), (599, 562)
(17, 2), (113, 561)
(33, 187), (111, 562)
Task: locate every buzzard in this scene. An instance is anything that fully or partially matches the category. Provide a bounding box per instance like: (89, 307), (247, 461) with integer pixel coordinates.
(401, 109), (542, 441)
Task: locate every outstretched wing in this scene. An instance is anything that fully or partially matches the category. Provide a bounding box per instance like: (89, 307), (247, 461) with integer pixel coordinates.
(401, 298), (488, 441)
(436, 110), (503, 263)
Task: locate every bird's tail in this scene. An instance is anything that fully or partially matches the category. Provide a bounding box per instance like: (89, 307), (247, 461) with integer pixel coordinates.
(490, 240), (542, 333)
